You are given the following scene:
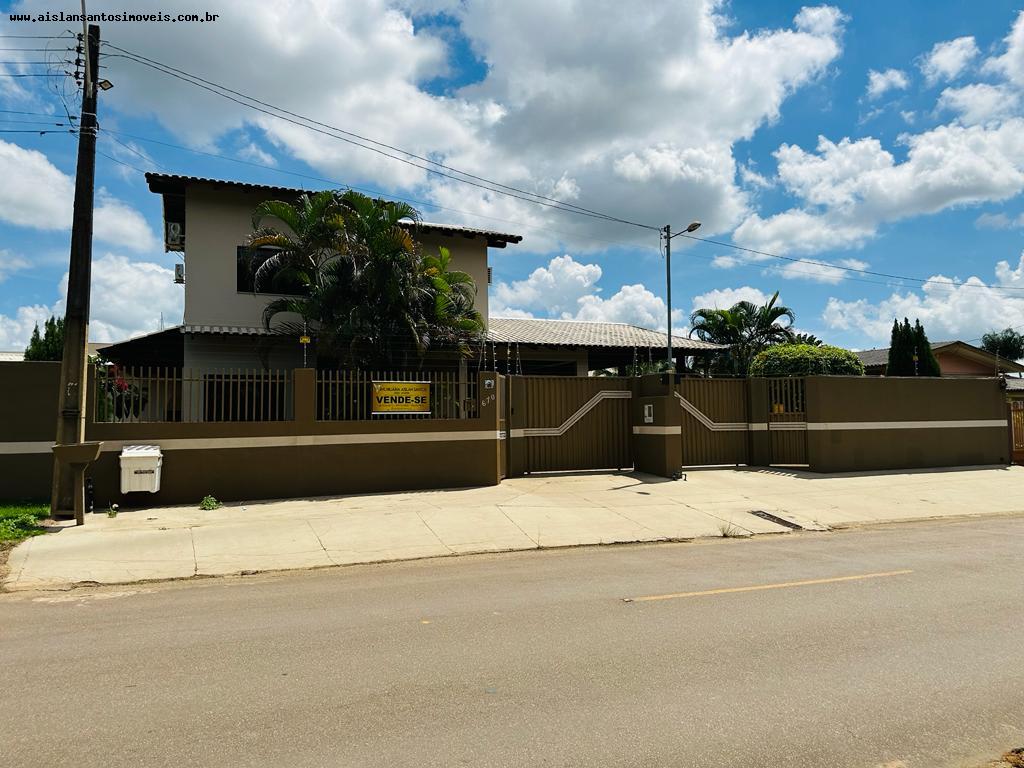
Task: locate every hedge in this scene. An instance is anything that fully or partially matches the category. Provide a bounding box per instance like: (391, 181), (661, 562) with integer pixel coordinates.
(748, 344), (865, 377)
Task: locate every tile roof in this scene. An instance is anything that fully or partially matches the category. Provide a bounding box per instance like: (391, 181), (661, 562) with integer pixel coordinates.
(855, 340), (958, 368)
(855, 340), (1024, 373)
(0, 350), (24, 362)
(144, 173), (522, 246)
(1005, 376), (1024, 390)
(486, 317), (727, 351)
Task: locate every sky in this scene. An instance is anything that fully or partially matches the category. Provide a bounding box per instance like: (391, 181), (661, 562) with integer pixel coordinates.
(2, 0), (1024, 352)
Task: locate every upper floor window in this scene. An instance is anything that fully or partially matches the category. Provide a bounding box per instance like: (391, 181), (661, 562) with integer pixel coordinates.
(236, 246), (307, 295)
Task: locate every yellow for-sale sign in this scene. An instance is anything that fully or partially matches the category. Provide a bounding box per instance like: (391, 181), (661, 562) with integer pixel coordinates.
(371, 381), (431, 414)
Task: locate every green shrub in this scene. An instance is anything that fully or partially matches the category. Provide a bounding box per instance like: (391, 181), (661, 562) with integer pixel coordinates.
(199, 495), (222, 511)
(749, 344), (865, 377)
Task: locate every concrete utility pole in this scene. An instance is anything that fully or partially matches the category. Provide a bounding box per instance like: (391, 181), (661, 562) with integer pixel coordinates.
(51, 24), (100, 517)
(662, 220), (701, 373)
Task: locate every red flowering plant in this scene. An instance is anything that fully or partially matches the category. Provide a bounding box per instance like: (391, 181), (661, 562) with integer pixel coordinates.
(95, 363), (149, 421)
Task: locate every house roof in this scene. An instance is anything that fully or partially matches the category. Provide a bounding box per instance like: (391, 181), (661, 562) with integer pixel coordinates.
(486, 317), (726, 352)
(855, 340), (1024, 373)
(0, 350), (24, 362)
(1005, 376), (1024, 391)
(144, 173), (523, 248)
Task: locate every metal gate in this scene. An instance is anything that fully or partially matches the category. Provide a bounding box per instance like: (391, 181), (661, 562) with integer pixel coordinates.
(1012, 401), (1024, 465)
(766, 377), (808, 466)
(675, 378), (750, 466)
(508, 376), (632, 473)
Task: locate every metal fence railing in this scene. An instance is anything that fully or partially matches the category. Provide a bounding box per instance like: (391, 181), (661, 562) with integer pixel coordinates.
(93, 365), (294, 423)
(316, 370), (477, 421)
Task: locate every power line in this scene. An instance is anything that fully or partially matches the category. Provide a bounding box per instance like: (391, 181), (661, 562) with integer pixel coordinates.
(673, 231), (1024, 293)
(0, 128), (75, 134)
(102, 45), (658, 231)
(98, 125), (660, 254)
(0, 107), (73, 117)
(102, 43), (651, 229)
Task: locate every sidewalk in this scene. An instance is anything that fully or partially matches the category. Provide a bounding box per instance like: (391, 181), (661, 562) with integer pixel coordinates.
(5, 465), (1024, 591)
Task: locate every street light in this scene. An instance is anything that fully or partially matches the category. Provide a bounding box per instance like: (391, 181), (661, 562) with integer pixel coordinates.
(662, 220), (701, 372)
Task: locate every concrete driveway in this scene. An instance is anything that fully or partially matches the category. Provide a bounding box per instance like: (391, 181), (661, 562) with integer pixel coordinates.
(5, 464), (1024, 590)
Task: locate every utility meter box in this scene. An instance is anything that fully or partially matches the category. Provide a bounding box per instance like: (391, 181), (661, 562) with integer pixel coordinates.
(120, 445), (163, 494)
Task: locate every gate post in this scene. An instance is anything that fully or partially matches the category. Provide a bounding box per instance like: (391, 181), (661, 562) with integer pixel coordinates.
(632, 373), (682, 478)
(747, 377), (770, 466)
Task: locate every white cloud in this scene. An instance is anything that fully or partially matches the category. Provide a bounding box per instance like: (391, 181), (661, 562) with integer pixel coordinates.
(937, 83), (1021, 124)
(67, 254), (184, 342)
(0, 250), (29, 282)
(919, 36), (979, 85)
(489, 254), (685, 330)
(238, 142), (277, 166)
(491, 254), (601, 316)
(0, 254), (184, 350)
(984, 11), (1024, 87)
(822, 254), (1024, 343)
(10, 0), (847, 253)
(975, 211), (1024, 230)
(900, 110), (916, 124)
(575, 283), (683, 331)
(0, 304), (51, 350)
(690, 286), (771, 311)
(0, 140), (158, 252)
(776, 257), (869, 284)
(737, 119), (1024, 255)
(865, 68), (909, 100)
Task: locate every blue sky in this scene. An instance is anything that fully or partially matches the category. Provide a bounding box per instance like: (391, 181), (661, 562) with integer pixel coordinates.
(2, 0), (1024, 351)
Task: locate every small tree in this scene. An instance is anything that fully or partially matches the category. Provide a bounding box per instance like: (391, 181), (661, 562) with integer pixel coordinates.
(749, 344), (864, 377)
(913, 319), (941, 377)
(981, 328), (1024, 361)
(23, 315), (64, 361)
(886, 318), (915, 376)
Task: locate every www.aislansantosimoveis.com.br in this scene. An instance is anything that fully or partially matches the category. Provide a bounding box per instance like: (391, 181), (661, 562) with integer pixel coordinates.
(9, 10), (220, 23)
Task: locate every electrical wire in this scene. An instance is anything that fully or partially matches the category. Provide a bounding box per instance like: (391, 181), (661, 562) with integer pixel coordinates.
(102, 45), (658, 230)
(672, 231), (1024, 293)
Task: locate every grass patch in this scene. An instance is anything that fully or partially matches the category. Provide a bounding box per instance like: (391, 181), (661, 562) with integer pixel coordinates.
(0, 503), (49, 544)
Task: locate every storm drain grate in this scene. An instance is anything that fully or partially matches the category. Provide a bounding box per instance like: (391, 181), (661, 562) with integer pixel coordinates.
(748, 510), (803, 530)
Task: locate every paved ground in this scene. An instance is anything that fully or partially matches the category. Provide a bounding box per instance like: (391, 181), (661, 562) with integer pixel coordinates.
(1, 516), (1022, 767)
(5, 464), (1024, 590)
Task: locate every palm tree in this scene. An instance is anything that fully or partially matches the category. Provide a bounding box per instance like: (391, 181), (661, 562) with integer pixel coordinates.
(790, 332), (823, 346)
(689, 291), (795, 375)
(247, 191), (354, 362)
(250, 190), (483, 368)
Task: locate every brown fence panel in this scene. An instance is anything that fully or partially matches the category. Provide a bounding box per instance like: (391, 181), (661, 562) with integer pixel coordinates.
(675, 378), (749, 466)
(1011, 401), (1024, 465)
(766, 377), (808, 466)
(514, 376), (632, 472)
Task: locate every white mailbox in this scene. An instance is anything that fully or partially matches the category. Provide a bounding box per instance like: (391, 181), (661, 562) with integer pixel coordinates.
(120, 445), (163, 494)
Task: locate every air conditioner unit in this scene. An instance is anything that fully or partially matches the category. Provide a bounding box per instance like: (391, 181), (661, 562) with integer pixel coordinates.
(174, 263), (185, 284)
(166, 221), (184, 247)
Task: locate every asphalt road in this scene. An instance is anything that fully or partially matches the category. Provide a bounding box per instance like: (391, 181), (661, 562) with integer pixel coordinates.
(2, 517), (1023, 768)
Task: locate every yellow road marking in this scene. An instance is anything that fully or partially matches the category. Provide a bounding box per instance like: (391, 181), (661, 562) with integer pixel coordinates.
(625, 569), (914, 603)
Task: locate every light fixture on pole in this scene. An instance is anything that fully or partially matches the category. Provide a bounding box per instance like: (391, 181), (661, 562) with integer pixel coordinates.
(662, 220), (701, 373)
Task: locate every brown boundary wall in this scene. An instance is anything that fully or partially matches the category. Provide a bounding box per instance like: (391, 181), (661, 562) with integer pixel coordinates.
(0, 361), (60, 501)
(0, 365), (503, 506)
(804, 376), (1010, 472)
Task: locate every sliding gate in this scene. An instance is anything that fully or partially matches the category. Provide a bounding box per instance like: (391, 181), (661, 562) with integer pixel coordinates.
(507, 376), (632, 473)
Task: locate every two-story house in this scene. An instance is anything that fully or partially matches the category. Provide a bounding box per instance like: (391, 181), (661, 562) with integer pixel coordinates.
(100, 173), (724, 378)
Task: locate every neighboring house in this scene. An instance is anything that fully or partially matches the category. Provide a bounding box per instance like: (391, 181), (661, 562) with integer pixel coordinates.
(0, 350), (24, 362)
(104, 173), (723, 375)
(855, 340), (1024, 377)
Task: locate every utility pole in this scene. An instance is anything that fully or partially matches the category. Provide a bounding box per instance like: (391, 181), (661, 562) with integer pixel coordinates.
(50, 24), (100, 517)
(662, 220), (701, 375)
(663, 224), (673, 371)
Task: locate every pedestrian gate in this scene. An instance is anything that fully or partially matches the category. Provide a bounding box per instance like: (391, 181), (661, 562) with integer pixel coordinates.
(506, 376), (632, 473)
(673, 377), (808, 467)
